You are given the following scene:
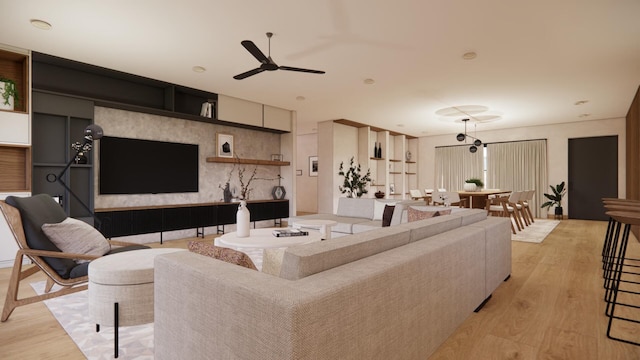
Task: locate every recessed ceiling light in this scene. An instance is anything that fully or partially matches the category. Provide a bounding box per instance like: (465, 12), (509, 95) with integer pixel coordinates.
(397, 124), (404, 127)
(30, 19), (52, 30)
(364, 78), (375, 85)
(192, 66), (206, 73)
(574, 100), (589, 106)
(296, 96), (306, 101)
(579, 113), (591, 118)
(462, 51), (477, 60)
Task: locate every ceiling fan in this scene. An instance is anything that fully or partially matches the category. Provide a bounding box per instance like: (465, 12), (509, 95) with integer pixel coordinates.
(233, 32), (326, 80)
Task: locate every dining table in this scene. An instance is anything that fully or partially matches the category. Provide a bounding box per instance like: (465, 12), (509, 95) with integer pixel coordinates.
(457, 189), (512, 209)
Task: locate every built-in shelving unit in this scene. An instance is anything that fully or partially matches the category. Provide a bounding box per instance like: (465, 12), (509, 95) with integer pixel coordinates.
(0, 47), (30, 193)
(206, 157), (290, 166)
(336, 119), (418, 199)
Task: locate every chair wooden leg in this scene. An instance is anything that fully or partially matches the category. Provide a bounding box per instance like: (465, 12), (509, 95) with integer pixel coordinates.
(2, 251), (88, 322)
(526, 206), (535, 223)
(44, 278), (55, 293)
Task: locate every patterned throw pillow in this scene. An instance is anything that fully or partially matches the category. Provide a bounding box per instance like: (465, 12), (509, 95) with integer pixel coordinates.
(382, 205), (395, 227)
(188, 241), (257, 270)
(41, 217), (111, 263)
(407, 207), (440, 222)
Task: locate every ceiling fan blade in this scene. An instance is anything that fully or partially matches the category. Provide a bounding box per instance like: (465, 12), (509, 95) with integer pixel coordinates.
(233, 67), (266, 80)
(279, 66), (325, 74)
(241, 40), (269, 64)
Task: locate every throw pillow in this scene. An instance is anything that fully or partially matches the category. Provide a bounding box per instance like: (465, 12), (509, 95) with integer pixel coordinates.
(373, 200), (395, 220)
(382, 205), (395, 227)
(188, 241), (257, 270)
(437, 209), (452, 216)
(407, 207), (439, 222)
(41, 217), (111, 263)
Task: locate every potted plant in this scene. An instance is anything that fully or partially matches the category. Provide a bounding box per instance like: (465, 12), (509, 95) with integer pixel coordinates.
(0, 76), (18, 111)
(464, 178), (484, 192)
(338, 156), (372, 198)
(541, 181), (567, 216)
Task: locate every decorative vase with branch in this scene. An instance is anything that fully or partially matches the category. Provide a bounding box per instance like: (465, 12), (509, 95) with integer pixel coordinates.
(338, 156), (372, 198)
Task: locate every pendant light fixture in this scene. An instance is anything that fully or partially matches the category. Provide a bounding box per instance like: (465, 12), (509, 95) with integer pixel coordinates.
(456, 118), (482, 153)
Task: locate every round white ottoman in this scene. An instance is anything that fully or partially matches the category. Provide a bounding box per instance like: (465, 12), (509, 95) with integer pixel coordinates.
(89, 248), (185, 327)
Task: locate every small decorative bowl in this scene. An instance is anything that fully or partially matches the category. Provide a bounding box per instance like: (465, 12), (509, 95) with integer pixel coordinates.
(374, 191), (385, 199)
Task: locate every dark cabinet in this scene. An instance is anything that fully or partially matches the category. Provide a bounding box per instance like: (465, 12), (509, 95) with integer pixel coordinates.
(96, 200), (289, 240)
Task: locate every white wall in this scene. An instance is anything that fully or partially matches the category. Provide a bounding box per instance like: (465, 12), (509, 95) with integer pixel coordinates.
(296, 132), (318, 213)
(418, 117), (626, 215)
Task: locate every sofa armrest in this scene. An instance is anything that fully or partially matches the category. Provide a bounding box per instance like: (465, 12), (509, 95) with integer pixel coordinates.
(154, 252), (304, 360)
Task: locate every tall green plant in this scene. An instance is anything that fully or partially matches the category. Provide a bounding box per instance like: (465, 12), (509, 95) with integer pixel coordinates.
(338, 156), (372, 198)
(541, 181), (566, 210)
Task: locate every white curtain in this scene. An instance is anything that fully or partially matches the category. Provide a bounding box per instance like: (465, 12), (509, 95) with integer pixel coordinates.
(486, 139), (548, 218)
(435, 145), (484, 192)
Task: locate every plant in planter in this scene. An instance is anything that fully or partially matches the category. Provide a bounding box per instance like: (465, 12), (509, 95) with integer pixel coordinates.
(464, 178), (484, 191)
(541, 181), (567, 216)
(338, 156), (372, 198)
(0, 77), (19, 110)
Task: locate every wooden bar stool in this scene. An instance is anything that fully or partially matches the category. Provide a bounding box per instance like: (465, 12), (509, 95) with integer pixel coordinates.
(604, 210), (640, 346)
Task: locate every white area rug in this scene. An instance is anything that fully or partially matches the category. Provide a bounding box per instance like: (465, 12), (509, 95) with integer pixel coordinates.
(511, 219), (560, 243)
(31, 281), (154, 359)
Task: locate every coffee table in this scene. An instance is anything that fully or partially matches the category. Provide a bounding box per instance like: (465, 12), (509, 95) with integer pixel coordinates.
(218, 227), (322, 249)
(291, 219), (338, 240)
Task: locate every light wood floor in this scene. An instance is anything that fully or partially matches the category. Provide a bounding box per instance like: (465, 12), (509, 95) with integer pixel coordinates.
(2, 220), (640, 359)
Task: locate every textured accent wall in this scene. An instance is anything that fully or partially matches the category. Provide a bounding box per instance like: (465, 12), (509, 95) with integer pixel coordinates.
(93, 107), (283, 209)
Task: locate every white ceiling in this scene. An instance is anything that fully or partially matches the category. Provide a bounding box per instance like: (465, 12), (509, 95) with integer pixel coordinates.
(1, 0), (639, 137)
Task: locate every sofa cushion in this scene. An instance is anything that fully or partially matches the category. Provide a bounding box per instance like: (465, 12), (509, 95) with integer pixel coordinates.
(188, 241), (257, 270)
(352, 220), (383, 233)
(336, 197), (375, 219)
(42, 217), (111, 263)
(279, 225), (411, 280)
(373, 200), (397, 220)
(5, 194), (77, 279)
(332, 217), (372, 234)
(397, 214), (464, 243)
(407, 207), (439, 222)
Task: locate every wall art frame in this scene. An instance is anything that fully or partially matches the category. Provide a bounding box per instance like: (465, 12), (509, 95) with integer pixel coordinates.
(217, 133), (234, 158)
(309, 156), (318, 177)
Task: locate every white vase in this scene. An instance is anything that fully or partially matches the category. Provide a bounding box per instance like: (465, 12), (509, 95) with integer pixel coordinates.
(463, 183), (477, 192)
(0, 81), (14, 111)
(236, 200), (250, 237)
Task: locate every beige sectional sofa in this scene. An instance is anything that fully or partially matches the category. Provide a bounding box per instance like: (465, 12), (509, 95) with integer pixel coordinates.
(288, 197), (427, 236)
(154, 209), (512, 360)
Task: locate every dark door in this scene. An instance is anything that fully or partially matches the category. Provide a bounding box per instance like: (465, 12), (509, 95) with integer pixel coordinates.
(568, 136), (618, 220)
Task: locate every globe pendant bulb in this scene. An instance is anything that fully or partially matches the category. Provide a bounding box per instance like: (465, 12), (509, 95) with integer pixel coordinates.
(456, 133), (466, 142)
(469, 145), (478, 153)
(474, 139), (482, 146)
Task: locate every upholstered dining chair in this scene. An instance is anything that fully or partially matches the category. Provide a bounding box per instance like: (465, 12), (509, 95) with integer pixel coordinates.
(431, 191), (468, 208)
(486, 194), (517, 234)
(0, 194), (147, 322)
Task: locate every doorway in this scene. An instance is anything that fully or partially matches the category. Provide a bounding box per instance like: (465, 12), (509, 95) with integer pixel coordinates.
(568, 136), (618, 220)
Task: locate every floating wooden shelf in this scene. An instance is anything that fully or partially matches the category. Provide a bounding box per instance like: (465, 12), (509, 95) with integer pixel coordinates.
(370, 157), (385, 161)
(405, 161), (416, 164)
(406, 172), (416, 175)
(370, 184), (386, 187)
(206, 157), (290, 166)
(389, 159), (402, 162)
(389, 171), (402, 175)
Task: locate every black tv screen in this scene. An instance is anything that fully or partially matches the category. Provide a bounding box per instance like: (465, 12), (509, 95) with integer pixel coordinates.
(99, 136), (199, 195)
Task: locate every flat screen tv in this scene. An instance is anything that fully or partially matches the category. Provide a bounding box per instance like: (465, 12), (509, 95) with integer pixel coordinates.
(99, 136), (199, 195)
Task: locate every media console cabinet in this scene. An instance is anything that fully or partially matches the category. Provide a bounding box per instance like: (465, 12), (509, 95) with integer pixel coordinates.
(95, 199), (288, 243)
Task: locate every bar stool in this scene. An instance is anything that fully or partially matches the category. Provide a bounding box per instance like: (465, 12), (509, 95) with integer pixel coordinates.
(601, 201), (640, 297)
(603, 210), (640, 346)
